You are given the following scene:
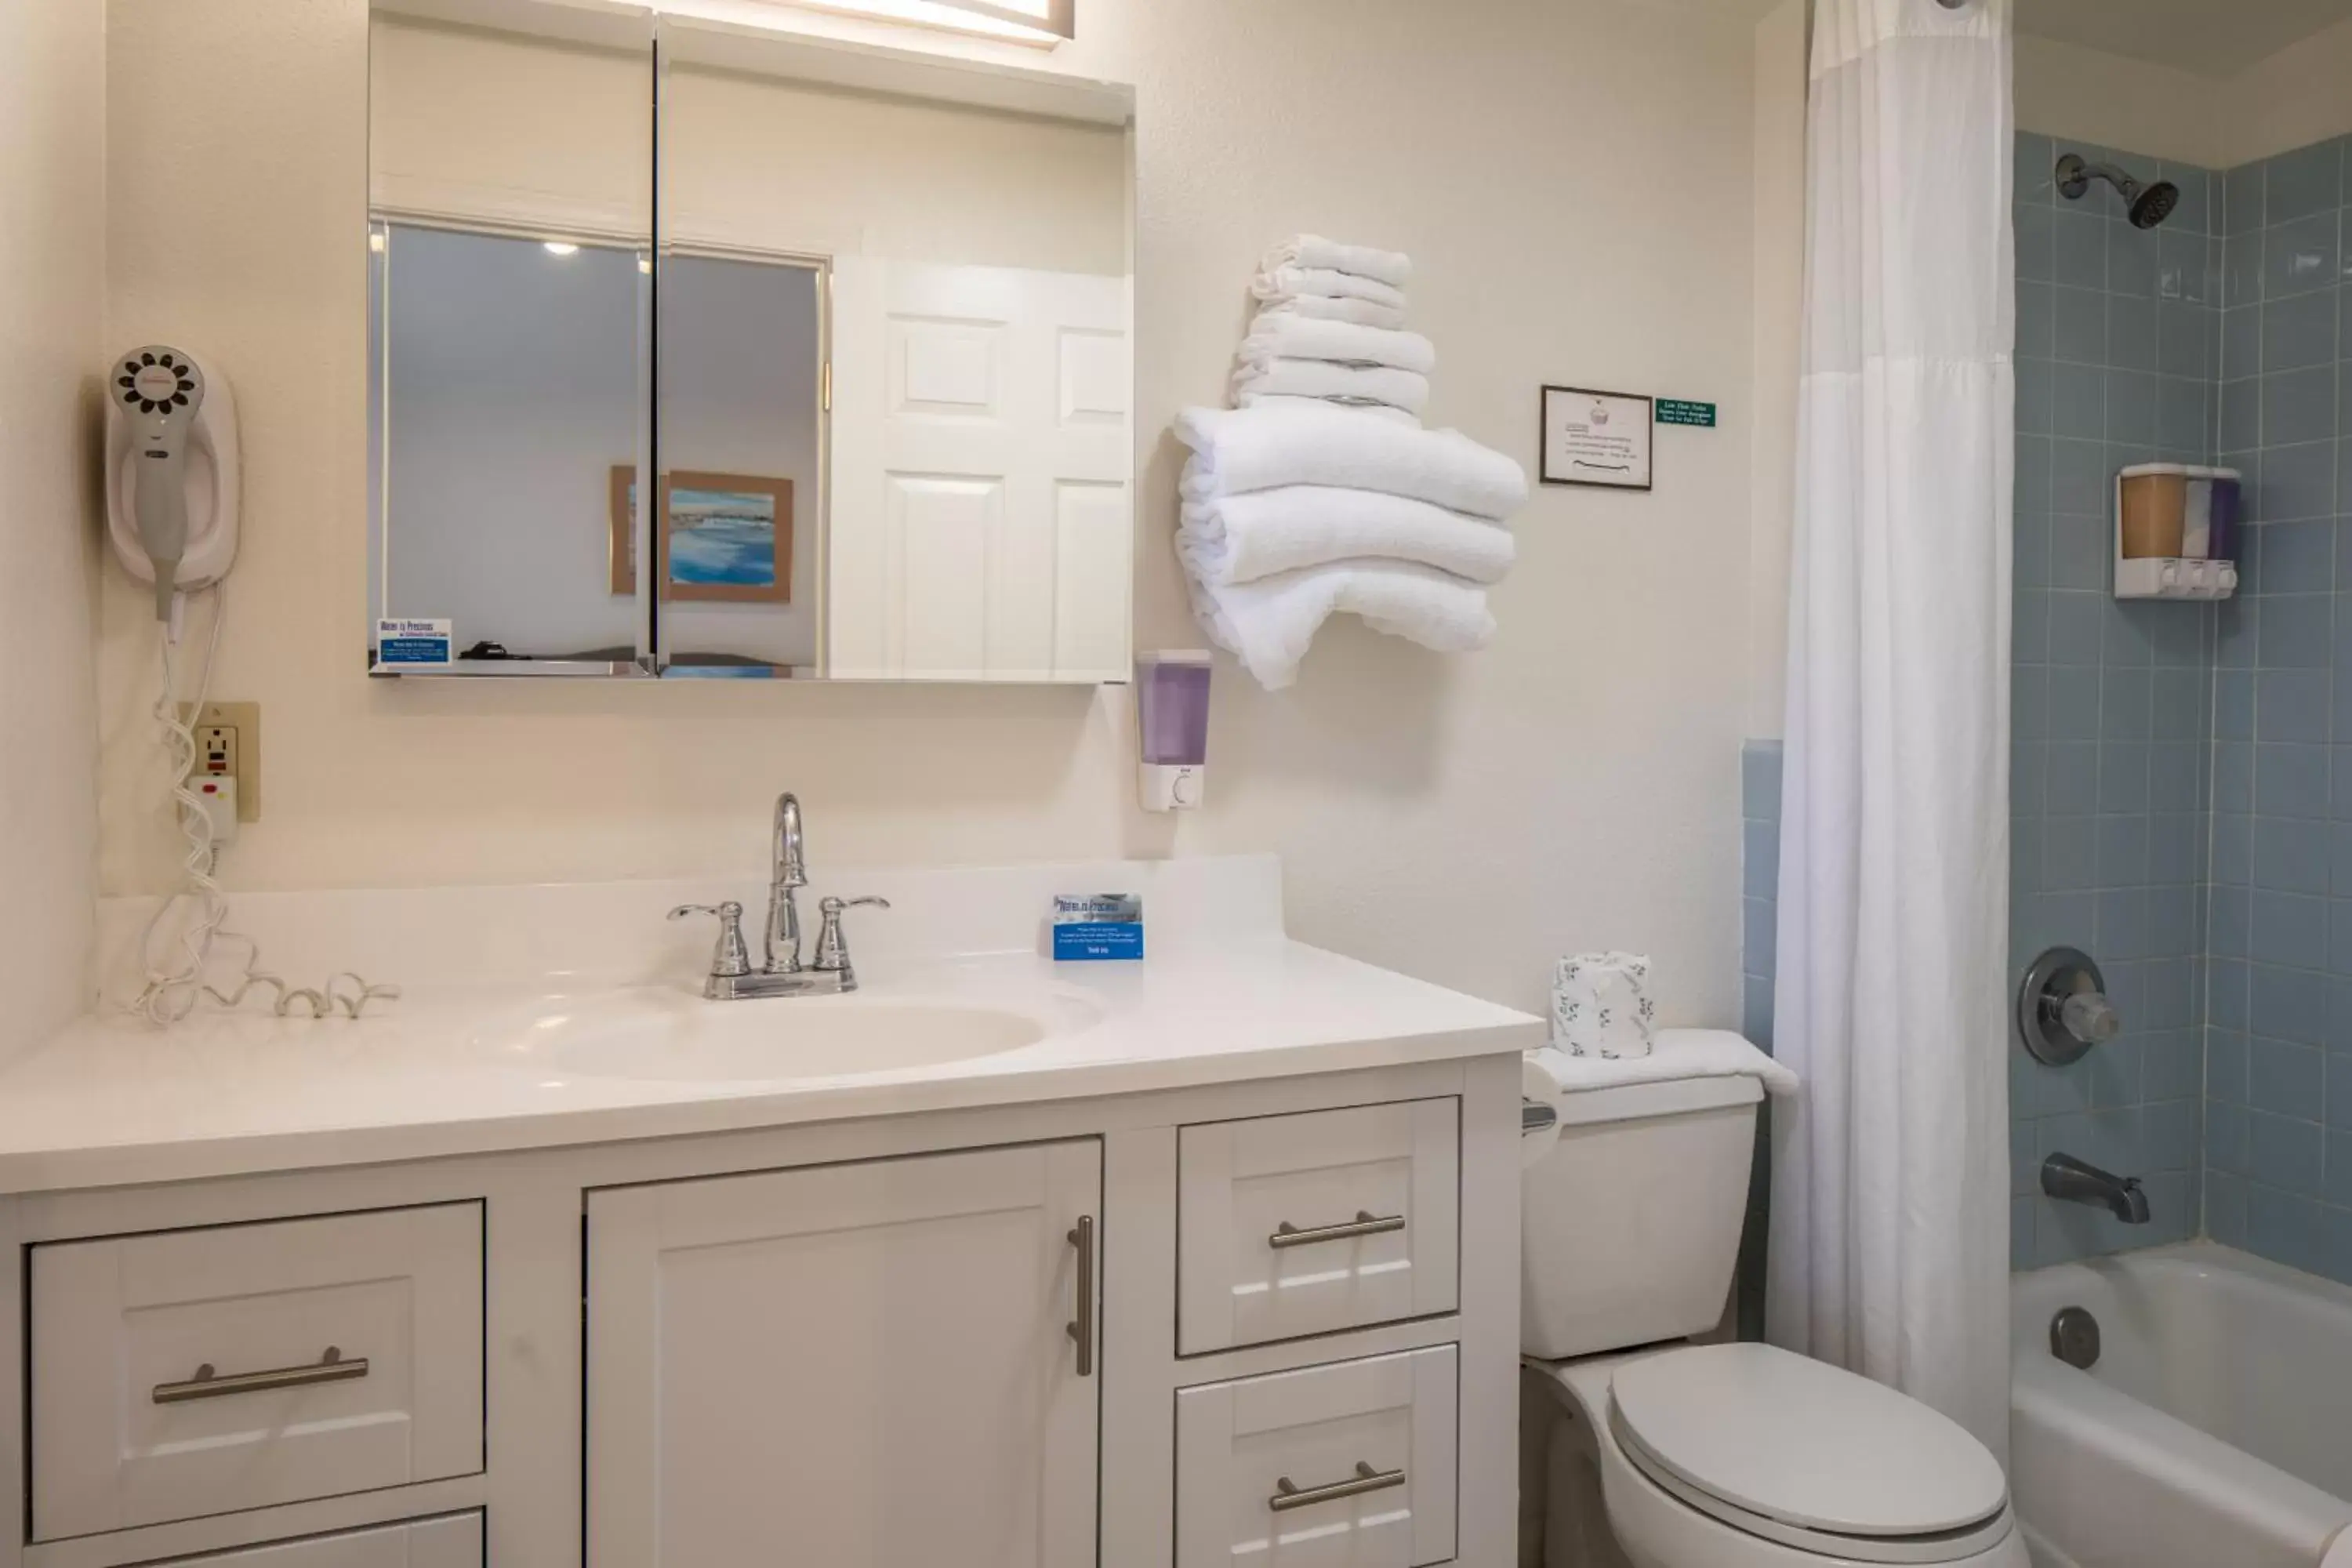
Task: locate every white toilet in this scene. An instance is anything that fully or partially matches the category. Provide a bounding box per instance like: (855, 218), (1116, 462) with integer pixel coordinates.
(1520, 1068), (2027, 1568)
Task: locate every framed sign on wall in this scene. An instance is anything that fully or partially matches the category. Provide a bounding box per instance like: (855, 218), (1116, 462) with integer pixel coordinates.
(1540, 386), (1653, 491)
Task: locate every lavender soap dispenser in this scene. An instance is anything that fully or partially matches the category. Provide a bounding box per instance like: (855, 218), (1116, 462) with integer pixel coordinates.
(1136, 651), (1211, 811)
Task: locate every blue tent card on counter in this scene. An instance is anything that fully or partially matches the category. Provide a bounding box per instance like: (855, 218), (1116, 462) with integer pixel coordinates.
(1051, 893), (1144, 961)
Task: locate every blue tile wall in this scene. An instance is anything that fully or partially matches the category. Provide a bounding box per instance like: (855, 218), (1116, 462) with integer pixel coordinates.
(2206, 132), (2351, 1287)
(1756, 133), (2350, 1286)
(2013, 132), (2212, 1268)
(1742, 740), (1780, 1053)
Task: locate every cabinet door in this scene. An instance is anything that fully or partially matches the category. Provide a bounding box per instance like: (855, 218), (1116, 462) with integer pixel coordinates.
(145, 1512), (481, 1567)
(587, 1141), (1102, 1568)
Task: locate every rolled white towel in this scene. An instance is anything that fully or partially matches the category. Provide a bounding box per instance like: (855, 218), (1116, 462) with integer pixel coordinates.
(1179, 486), (1515, 586)
(1250, 264), (1406, 314)
(1261, 234), (1412, 289)
(1232, 358), (1428, 416)
(1176, 403), (1529, 520)
(1243, 394), (1421, 426)
(1258, 293), (1407, 330)
(1240, 314), (1436, 376)
(1186, 559), (1494, 691)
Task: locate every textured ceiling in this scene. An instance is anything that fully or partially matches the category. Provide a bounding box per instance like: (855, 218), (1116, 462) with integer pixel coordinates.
(2015, 0), (2352, 77)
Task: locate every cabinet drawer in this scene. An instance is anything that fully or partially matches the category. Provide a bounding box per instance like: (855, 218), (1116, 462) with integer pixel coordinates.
(1178, 1098), (1459, 1354)
(31, 1203), (485, 1541)
(1176, 1345), (1457, 1568)
(143, 1513), (483, 1567)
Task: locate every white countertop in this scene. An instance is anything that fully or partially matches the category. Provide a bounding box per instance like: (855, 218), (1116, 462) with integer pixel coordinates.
(13, 857), (1541, 1193)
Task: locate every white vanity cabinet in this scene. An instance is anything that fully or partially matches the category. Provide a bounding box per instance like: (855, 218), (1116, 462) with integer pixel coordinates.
(583, 1141), (1104, 1568)
(0, 1056), (1521, 1568)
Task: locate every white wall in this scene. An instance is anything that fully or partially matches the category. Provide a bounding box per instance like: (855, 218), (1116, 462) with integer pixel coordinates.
(2016, 19), (2352, 171)
(2216, 14), (2352, 167)
(1745, 0), (1806, 741)
(369, 13), (1127, 272)
(369, 17), (650, 236)
(97, 0), (1762, 1025)
(666, 61), (1128, 272)
(0, 0), (103, 1059)
(2013, 35), (2222, 167)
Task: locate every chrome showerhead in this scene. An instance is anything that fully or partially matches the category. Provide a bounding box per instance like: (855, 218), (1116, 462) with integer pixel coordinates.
(2056, 152), (2180, 230)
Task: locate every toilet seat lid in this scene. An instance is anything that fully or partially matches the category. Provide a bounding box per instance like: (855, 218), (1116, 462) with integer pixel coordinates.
(1610, 1343), (2009, 1538)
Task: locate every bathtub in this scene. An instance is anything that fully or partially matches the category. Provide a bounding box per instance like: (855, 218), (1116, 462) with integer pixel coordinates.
(2011, 1243), (2352, 1568)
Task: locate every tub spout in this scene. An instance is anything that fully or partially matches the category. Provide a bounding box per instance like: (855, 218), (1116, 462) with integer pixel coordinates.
(2042, 1152), (2151, 1224)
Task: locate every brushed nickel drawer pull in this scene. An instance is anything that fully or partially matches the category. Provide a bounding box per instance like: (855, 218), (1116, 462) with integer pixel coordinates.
(1269, 1210), (1406, 1249)
(153, 1346), (369, 1405)
(1269, 1461), (1407, 1512)
(1066, 1215), (1096, 1377)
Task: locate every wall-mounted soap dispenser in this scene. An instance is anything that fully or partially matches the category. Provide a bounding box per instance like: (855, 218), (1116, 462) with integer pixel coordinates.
(1136, 651), (1211, 811)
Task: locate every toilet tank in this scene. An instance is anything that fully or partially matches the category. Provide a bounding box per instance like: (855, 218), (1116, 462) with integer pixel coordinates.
(1521, 1074), (1763, 1360)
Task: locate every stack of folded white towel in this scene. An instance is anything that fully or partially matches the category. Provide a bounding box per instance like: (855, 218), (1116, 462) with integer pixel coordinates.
(1176, 236), (1527, 690)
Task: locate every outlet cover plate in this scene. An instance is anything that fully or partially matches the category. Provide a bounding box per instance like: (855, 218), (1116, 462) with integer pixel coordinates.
(180, 700), (260, 822)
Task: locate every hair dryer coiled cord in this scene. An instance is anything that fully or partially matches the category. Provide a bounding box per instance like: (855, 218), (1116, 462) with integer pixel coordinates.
(129, 586), (400, 1025)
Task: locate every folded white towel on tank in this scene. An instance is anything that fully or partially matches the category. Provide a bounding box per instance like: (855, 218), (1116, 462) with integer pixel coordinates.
(1256, 293), (1409, 330)
(1239, 314), (1436, 375)
(1250, 265), (1408, 313)
(1232, 358), (1429, 416)
(1186, 558), (1494, 691)
(1179, 486), (1515, 586)
(1524, 1029), (1800, 1102)
(1261, 234), (1413, 288)
(1176, 403), (1529, 519)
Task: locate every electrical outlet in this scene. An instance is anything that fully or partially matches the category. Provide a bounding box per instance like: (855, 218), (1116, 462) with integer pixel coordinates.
(197, 724), (236, 779)
(178, 699), (261, 822)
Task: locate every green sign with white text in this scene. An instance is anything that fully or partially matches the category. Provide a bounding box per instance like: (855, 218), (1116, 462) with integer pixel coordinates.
(1658, 399), (1718, 428)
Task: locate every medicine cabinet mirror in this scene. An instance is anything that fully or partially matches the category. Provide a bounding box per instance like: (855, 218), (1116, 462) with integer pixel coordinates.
(366, 0), (1136, 682)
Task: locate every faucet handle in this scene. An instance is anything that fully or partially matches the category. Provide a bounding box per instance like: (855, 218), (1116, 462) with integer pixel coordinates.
(669, 901), (752, 978)
(813, 895), (891, 976)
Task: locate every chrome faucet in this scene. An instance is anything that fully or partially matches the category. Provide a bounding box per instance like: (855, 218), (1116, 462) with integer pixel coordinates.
(2042, 1153), (2151, 1225)
(768, 792), (808, 974)
(668, 793), (890, 1000)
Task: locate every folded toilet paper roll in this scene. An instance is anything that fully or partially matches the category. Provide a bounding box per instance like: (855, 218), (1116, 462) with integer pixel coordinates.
(1552, 952), (1654, 1059)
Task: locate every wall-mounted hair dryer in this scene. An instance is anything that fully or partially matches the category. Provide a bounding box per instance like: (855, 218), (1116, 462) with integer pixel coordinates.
(105, 345), (239, 622)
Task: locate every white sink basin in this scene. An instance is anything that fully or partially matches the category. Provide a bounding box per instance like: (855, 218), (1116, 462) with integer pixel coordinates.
(492, 986), (1070, 1083)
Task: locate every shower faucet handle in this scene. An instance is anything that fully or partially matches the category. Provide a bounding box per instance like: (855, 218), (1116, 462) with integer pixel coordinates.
(2016, 946), (2117, 1066)
(2059, 989), (2121, 1046)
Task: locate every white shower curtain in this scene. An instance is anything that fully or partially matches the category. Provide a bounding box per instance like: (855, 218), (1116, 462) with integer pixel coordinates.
(1769, 0), (2015, 1460)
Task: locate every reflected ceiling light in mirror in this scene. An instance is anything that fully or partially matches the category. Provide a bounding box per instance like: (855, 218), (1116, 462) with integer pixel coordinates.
(652, 0), (1071, 47)
(543, 241), (581, 256)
